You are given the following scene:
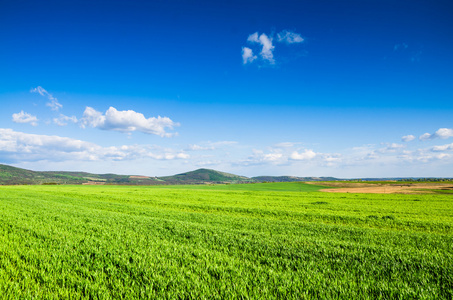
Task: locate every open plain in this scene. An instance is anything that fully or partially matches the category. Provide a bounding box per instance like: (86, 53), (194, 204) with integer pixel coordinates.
(0, 182), (452, 299)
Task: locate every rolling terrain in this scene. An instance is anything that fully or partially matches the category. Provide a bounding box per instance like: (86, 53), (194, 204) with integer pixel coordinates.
(0, 164), (338, 185)
(1, 164), (451, 187)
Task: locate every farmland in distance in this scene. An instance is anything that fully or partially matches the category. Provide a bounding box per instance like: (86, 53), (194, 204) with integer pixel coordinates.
(0, 183), (452, 298)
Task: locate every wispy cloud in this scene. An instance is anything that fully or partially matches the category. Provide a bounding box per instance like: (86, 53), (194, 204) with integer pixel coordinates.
(80, 106), (179, 137)
(30, 86), (62, 111)
(186, 144), (215, 151)
(246, 32), (275, 64)
(242, 30), (304, 65)
(235, 149), (284, 166)
(431, 143), (453, 152)
(401, 135), (415, 142)
(53, 114), (78, 126)
(0, 128), (188, 163)
(419, 128), (453, 141)
(277, 30), (304, 44)
(12, 111), (39, 126)
(393, 43), (408, 51)
(242, 47), (257, 64)
(377, 143), (404, 153)
(273, 142), (300, 148)
(186, 141), (237, 151)
(411, 50), (423, 63)
(392, 43), (423, 63)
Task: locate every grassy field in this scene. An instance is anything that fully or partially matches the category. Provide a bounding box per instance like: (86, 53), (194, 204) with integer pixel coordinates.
(150, 181), (331, 192)
(0, 184), (452, 298)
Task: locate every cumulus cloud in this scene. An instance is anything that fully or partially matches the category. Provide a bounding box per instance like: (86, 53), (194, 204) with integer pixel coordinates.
(434, 128), (453, 139)
(419, 133), (432, 141)
(0, 128), (188, 163)
(80, 107), (178, 137)
(401, 135), (415, 142)
(290, 149), (317, 160)
(242, 47), (257, 64)
(30, 86), (62, 111)
(419, 128), (453, 141)
(277, 30), (304, 44)
(12, 111), (38, 126)
(0, 128), (98, 162)
(53, 114), (78, 126)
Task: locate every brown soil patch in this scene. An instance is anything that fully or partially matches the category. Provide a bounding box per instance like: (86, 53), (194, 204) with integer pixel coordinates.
(82, 181), (106, 185)
(309, 182), (453, 194)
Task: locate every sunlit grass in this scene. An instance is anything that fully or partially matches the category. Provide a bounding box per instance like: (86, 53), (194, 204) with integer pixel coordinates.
(0, 184), (452, 298)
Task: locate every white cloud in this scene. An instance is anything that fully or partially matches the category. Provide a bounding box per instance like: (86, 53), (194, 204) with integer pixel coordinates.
(210, 141), (237, 147)
(235, 149), (285, 166)
(80, 106), (178, 137)
(401, 135), (415, 142)
(274, 142), (297, 148)
(419, 133), (432, 141)
(257, 33), (275, 63)
(53, 114), (78, 126)
(0, 128), (98, 162)
(419, 128), (453, 141)
(436, 153), (451, 160)
(290, 149), (317, 160)
(0, 128), (188, 163)
(261, 152), (283, 161)
(186, 144), (214, 151)
(378, 143), (404, 153)
(246, 32), (275, 64)
(243, 30), (304, 65)
(187, 141), (237, 151)
(242, 47), (257, 64)
(12, 111), (39, 126)
(195, 160), (223, 167)
(434, 128), (453, 139)
(277, 30), (304, 44)
(30, 86), (62, 111)
(432, 143), (453, 152)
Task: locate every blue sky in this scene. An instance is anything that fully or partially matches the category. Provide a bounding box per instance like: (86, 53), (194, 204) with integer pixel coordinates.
(0, 0), (452, 177)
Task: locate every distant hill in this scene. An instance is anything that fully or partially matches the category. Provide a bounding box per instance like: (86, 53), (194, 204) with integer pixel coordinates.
(160, 168), (251, 184)
(0, 164), (161, 185)
(0, 163), (369, 186)
(0, 165), (253, 185)
(0, 163), (342, 185)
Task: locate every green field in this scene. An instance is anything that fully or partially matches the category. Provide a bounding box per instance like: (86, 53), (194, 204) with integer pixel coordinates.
(0, 184), (452, 299)
(150, 181), (331, 192)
